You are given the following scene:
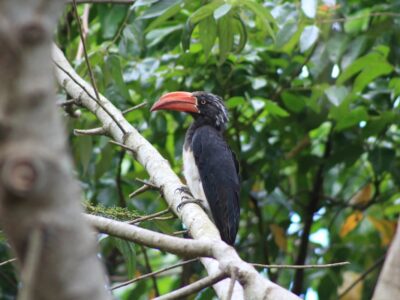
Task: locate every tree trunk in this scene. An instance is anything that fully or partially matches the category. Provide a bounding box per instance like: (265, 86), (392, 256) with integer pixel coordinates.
(372, 217), (400, 300)
(0, 1), (111, 299)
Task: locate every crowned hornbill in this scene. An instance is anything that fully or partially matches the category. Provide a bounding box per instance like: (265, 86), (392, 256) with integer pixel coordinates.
(151, 91), (240, 245)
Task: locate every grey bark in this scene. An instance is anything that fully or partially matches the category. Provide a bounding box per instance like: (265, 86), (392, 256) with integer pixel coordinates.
(372, 217), (400, 300)
(0, 1), (111, 300)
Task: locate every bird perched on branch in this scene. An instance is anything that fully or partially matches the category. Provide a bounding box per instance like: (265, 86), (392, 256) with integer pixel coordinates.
(151, 91), (240, 245)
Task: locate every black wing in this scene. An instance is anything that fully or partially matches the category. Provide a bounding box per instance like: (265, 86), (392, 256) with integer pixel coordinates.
(191, 126), (240, 245)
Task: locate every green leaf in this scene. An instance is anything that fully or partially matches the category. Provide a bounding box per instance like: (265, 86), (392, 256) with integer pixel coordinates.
(337, 55), (369, 84)
(338, 47), (393, 92)
(95, 144), (114, 179)
(276, 21), (298, 49)
(369, 147), (396, 175)
(140, 0), (182, 19)
(106, 55), (130, 100)
(133, 0), (159, 8)
(77, 136), (92, 175)
(226, 96), (247, 109)
(324, 85), (349, 106)
(281, 92), (306, 112)
(100, 6), (127, 39)
(353, 62), (393, 93)
(326, 34), (349, 63)
(341, 36), (367, 69)
(344, 9), (370, 34)
(263, 99), (289, 117)
(300, 25), (319, 52)
(233, 15), (247, 53)
(389, 78), (400, 98)
(114, 238), (136, 279)
(363, 112), (397, 136)
(145, 2), (182, 32)
(181, 20), (195, 51)
(189, 0), (224, 24)
(240, 0), (276, 39)
(214, 3), (232, 20)
(146, 24), (182, 47)
(199, 16), (217, 57)
(217, 13), (234, 63)
(335, 106), (368, 131)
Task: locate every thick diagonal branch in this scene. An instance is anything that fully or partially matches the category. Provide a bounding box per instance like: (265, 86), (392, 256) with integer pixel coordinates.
(53, 45), (300, 300)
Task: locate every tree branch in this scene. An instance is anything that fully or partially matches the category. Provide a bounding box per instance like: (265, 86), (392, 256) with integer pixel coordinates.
(67, 0), (136, 3)
(86, 214), (213, 258)
(112, 258), (198, 290)
(253, 261), (350, 269)
(154, 270), (227, 300)
(372, 217), (400, 299)
(340, 256), (384, 299)
(53, 45), (300, 300)
(292, 130), (333, 295)
(140, 245), (159, 297)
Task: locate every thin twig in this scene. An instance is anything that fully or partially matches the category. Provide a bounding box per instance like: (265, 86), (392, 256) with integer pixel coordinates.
(106, 8), (133, 51)
(111, 258), (198, 290)
(318, 12), (400, 24)
(154, 270), (227, 300)
(109, 140), (136, 153)
(58, 98), (78, 107)
(338, 256), (385, 299)
(140, 245), (160, 296)
(172, 230), (188, 236)
(133, 178), (159, 189)
(54, 60), (126, 133)
(0, 258), (17, 267)
(75, 4), (90, 60)
(252, 261), (350, 269)
(129, 208), (170, 225)
(74, 127), (106, 136)
(227, 267), (238, 300)
(154, 215), (176, 221)
(71, 0), (104, 121)
(129, 184), (153, 198)
(122, 101), (148, 115)
(58, 98), (81, 118)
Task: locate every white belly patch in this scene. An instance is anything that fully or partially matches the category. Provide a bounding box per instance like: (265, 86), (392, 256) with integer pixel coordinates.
(183, 148), (212, 216)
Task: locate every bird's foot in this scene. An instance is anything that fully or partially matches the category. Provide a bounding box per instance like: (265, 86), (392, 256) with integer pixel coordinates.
(177, 197), (206, 212)
(175, 186), (193, 197)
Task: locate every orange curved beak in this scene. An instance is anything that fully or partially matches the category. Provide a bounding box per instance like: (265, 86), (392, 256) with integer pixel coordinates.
(150, 91), (199, 113)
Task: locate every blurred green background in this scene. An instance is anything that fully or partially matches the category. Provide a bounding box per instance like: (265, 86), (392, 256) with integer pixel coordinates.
(1, 0), (400, 299)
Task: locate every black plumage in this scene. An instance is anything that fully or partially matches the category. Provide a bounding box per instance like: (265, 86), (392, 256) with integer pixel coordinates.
(187, 125), (240, 245)
(151, 91), (240, 245)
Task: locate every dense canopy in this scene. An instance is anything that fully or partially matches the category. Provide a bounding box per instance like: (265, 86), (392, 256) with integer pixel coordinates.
(0, 0), (399, 299)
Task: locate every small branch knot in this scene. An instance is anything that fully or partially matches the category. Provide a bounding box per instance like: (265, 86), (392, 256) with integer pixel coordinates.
(18, 21), (48, 45)
(1, 156), (43, 196)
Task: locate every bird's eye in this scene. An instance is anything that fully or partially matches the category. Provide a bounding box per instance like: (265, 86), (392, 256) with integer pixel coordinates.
(201, 100), (206, 105)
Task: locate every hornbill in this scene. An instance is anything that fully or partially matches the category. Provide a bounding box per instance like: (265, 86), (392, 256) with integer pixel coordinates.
(151, 91), (240, 245)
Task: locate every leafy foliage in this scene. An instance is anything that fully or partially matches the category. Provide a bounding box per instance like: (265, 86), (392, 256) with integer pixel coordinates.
(1, 0), (400, 299)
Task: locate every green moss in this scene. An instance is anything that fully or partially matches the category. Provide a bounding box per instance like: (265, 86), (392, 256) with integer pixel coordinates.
(84, 201), (140, 221)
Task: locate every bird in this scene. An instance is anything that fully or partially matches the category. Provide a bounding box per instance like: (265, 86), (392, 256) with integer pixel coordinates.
(151, 91), (240, 245)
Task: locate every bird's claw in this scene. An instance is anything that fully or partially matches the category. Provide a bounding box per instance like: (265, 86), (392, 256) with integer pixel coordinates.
(175, 186), (193, 196)
(177, 198), (204, 212)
